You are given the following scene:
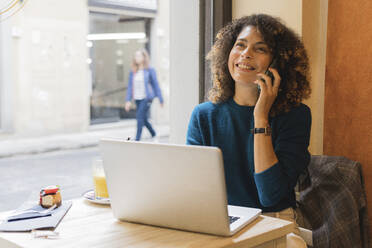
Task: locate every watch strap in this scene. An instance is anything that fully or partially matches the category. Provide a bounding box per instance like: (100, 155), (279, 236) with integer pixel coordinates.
(251, 126), (272, 136)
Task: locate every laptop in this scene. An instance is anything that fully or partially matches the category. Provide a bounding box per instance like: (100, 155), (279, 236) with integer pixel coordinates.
(99, 139), (262, 236)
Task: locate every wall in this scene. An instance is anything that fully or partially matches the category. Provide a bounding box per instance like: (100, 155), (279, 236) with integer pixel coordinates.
(232, 0), (302, 34)
(5, 0), (90, 138)
(324, 0), (372, 231)
(302, 0), (328, 155)
(169, 0), (200, 144)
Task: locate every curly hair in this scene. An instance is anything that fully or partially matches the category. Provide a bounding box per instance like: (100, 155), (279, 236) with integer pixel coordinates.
(207, 14), (311, 116)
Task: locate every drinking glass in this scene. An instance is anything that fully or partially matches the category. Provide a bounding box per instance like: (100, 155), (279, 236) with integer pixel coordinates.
(92, 159), (109, 198)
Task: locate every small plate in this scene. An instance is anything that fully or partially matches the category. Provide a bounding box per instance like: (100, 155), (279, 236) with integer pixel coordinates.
(82, 190), (110, 205)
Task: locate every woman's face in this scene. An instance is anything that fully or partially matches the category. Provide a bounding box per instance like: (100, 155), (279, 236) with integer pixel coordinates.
(228, 25), (272, 85)
(135, 51), (144, 65)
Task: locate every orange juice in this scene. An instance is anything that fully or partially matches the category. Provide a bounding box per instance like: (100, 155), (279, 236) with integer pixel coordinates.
(93, 175), (109, 198)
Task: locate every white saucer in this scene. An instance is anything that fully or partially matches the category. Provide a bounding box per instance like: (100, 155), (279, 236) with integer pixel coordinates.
(82, 190), (110, 205)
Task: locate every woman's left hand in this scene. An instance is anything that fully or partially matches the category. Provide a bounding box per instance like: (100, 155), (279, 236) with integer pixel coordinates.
(253, 68), (281, 125)
(124, 101), (132, 112)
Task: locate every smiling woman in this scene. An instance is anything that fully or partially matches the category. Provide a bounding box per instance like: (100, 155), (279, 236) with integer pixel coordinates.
(228, 26), (272, 88)
(187, 14), (311, 248)
(207, 14), (311, 116)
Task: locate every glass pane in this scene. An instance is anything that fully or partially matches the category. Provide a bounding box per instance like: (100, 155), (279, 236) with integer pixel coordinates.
(89, 13), (148, 125)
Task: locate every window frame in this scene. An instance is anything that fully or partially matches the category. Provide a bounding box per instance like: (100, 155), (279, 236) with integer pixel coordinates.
(199, 0), (232, 103)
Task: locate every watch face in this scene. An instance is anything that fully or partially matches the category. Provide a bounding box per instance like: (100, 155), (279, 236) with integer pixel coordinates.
(265, 127), (272, 136)
(251, 127), (272, 136)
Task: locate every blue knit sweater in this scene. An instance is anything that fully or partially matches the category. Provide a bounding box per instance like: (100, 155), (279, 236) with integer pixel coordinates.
(186, 98), (311, 212)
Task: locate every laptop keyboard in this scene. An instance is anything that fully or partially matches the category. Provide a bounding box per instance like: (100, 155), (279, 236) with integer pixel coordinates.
(229, 216), (240, 224)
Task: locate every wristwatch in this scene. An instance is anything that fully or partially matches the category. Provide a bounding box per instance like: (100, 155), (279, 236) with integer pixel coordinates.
(251, 126), (272, 136)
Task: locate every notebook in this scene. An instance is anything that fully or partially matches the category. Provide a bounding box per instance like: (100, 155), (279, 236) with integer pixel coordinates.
(0, 201), (72, 232)
(100, 139), (262, 236)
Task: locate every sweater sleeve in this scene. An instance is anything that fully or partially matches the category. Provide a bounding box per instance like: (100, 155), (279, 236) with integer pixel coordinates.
(149, 68), (164, 103)
(254, 104), (311, 207)
(186, 105), (204, 145)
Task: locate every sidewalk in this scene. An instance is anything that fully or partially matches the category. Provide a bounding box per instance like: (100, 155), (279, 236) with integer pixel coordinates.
(0, 121), (170, 158)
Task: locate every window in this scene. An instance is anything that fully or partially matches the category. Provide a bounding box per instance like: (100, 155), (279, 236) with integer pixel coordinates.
(88, 12), (152, 124)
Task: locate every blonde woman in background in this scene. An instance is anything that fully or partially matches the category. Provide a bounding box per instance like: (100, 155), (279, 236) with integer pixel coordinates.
(125, 49), (163, 141)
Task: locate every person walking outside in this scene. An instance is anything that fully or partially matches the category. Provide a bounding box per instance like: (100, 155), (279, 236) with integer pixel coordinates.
(125, 49), (163, 141)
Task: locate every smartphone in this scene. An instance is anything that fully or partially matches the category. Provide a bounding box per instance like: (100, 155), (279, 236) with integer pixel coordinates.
(264, 57), (278, 85)
(258, 57), (278, 92)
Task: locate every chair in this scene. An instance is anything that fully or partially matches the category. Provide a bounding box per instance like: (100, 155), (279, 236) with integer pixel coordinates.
(295, 183), (313, 247)
(295, 155), (369, 248)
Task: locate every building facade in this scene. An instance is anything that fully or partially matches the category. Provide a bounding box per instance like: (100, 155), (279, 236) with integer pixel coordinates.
(0, 0), (169, 139)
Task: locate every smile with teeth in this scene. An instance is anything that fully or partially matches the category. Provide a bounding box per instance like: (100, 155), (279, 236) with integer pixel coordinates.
(236, 63), (255, 70)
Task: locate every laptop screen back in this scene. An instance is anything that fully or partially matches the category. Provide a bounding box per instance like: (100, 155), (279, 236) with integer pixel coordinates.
(100, 139), (231, 235)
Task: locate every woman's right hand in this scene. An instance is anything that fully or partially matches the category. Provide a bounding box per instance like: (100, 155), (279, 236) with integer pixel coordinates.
(125, 101), (132, 112)
(253, 68), (281, 125)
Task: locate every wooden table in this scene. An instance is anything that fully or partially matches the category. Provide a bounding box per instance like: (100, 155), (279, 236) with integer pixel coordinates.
(0, 198), (294, 248)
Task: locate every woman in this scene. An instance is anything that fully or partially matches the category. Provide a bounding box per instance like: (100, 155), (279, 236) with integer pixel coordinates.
(125, 49), (163, 141)
(187, 14), (311, 247)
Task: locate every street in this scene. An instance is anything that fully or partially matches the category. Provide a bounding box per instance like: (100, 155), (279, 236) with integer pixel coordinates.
(0, 147), (99, 212)
(0, 135), (170, 212)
